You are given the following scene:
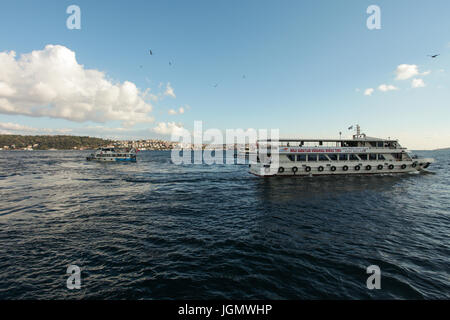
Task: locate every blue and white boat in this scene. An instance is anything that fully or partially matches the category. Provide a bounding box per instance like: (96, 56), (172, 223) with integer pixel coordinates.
(86, 147), (137, 162)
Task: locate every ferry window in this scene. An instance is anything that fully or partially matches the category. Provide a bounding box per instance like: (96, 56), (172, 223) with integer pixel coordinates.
(308, 154), (317, 162)
(339, 154), (348, 161)
(349, 154), (359, 161)
(358, 154), (368, 161)
(297, 154), (306, 162)
(327, 154), (338, 161)
(377, 142), (383, 148)
(287, 155), (296, 162)
(378, 154), (385, 160)
(318, 154), (328, 161)
(257, 156), (260, 163)
(369, 154), (377, 161)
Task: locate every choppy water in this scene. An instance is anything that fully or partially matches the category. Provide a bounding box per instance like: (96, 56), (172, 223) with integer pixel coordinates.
(0, 150), (449, 299)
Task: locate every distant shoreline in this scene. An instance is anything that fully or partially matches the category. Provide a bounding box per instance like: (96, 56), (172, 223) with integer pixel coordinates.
(0, 134), (447, 152)
(0, 134), (175, 151)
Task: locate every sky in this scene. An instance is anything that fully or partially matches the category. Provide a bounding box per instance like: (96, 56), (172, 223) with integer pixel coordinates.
(0, 0), (449, 149)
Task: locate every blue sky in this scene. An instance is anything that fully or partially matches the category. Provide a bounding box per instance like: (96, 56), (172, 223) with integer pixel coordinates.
(0, 0), (449, 149)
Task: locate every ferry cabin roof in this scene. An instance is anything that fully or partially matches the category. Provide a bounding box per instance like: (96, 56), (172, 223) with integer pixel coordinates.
(257, 137), (401, 148)
(258, 137), (397, 143)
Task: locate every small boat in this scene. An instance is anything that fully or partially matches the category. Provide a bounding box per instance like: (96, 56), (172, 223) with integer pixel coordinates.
(249, 125), (434, 177)
(86, 147), (137, 162)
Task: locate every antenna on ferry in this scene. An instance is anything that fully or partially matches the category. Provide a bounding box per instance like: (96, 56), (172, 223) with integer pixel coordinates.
(351, 124), (366, 139)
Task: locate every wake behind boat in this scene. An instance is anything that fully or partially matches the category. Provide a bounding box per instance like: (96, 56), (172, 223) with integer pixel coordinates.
(248, 125), (434, 177)
(86, 147), (137, 162)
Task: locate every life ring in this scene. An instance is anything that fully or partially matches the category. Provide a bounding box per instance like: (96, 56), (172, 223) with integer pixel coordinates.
(343, 165), (349, 171)
(365, 165), (371, 171)
(305, 166), (311, 172)
(412, 162), (417, 168)
(331, 166), (336, 172)
(388, 164), (394, 170)
(278, 167), (285, 173)
(292, 166), (298, 173)
(377, 164), (383, 170)
(401, 164), (407, 169)
(355, 165), (361, 171)
(318, 166), (324, 172)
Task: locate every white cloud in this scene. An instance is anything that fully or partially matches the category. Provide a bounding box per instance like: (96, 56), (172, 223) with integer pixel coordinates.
(0, 82), (16, 97)
(411, 78), (426, 88)
(167, 106), (186, 115)
(152, 122), (184, 136)
(0, 122), (72, 134)
(364, 88), (374, 96)
(0, 45), (154, 127)
(378, 84), (398, 92)
(164, 82), (176, 98)
(395, 64), (419, 80)
(0, 122), (36, 132)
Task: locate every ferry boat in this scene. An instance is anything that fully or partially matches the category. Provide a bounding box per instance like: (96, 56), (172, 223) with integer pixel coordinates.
(249, 126), (434, 177)
(86, 147), (137, 162)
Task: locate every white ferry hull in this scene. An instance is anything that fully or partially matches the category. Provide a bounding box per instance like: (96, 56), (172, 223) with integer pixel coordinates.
(86, 157), (136, 162)
(249, 158), (434, 177)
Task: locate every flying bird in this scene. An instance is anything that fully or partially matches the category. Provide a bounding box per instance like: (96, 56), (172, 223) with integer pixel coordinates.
(428, 54), (440, 58)
(213, 83), (219, 88)
(242, 75), (246, 79)
(149, 50), (153, 55)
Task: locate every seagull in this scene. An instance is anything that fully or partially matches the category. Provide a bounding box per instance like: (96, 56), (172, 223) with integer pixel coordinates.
(169, 60), (173, 66)
(242, 75), (246, 79)
(213, 83), (219, 88)
(428, 54), (440, 58)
